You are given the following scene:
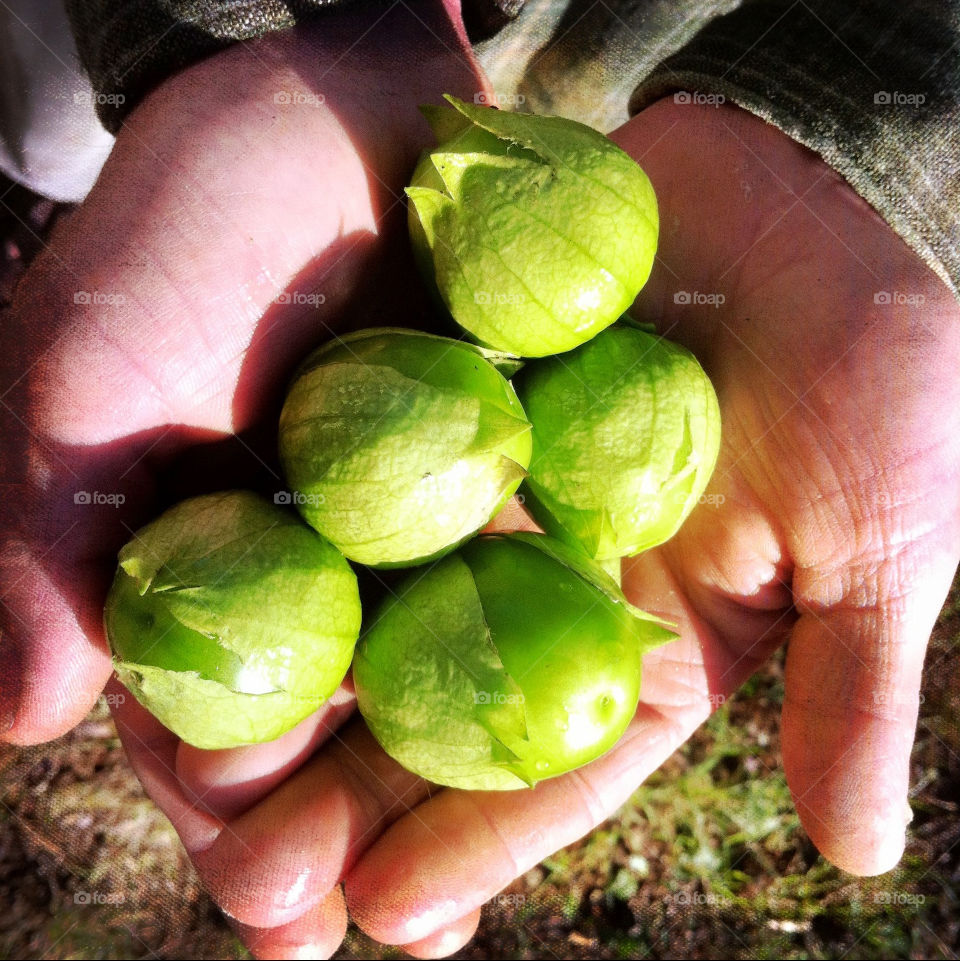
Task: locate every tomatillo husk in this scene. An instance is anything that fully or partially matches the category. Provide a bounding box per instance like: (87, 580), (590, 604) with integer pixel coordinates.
(353, 532), (674, 790)
(278, 327), (531, 567)
(406, 95), (659, 358)
(104, 490), (361, 749)
(517, 324), (721, 560)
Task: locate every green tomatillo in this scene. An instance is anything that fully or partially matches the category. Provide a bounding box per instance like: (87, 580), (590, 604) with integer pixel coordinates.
(517, 323), (722, 561)
(406, 95), (659, 358)
(103, 490), (361, 750)
(277, 327), (532, 567)
(353, 532), (675, 790)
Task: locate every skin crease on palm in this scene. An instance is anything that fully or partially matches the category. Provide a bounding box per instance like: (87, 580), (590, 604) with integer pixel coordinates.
(1, 1), (959, 957)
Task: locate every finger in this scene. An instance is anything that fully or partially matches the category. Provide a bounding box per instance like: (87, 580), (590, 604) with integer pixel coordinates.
(782, 536), (960, 875)
(232, 886), (348, 961)
(0, 545), (113, 744)
(401, 907), (482, 958)
(110, 679), (224, 855)
(175, 681), (359, 821)
(115, 678), (425, 935)
(189, 717), (430, 929)
(344, 549), (759, 945)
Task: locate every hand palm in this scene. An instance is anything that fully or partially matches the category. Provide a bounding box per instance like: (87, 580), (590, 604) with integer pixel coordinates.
(620, 100), (960, 876)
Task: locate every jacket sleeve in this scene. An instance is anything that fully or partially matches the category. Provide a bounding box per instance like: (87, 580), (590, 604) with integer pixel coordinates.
(627, 0), (960, 299)
(63, 1), (389, 134)
(64, 0), (526, 134)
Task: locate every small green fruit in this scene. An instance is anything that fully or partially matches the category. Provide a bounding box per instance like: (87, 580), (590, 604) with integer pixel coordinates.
(278, 327), (532, 567)
(104, 491), (361, 749)
(353, 533), (674, 790)
(517, 324), (721, 560)
(406, 95), (659, 357)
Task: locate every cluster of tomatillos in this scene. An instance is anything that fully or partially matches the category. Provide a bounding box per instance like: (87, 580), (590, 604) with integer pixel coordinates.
(105, 96), (721, 790)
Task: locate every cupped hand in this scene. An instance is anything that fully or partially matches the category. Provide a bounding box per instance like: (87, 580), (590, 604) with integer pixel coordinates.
(0, 0), (482, 743)
(9, 60), (959, 961)
(115, 99), (960, 959)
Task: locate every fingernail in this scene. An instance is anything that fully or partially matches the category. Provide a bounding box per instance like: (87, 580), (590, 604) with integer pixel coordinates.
(403, 900), (459, 941)
(870, 811), (907, 874)
(284, 945), (329, 961)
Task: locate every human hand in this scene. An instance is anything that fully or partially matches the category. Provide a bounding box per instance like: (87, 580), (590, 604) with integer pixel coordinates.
(9, 60), (958, 960)
(0, 0), (483, 744)
(106, 98), (959, 959)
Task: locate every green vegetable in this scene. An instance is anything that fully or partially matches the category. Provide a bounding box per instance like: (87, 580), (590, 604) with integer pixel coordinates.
(517, 324), (721, 561)
(278, 327), (532, 567)
(406, 95), (659, 358)
(353, 533), (674, 790)
(104, 491), (361, 750)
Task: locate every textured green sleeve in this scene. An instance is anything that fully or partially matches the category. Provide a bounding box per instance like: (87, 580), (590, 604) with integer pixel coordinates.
(63, 1), (525, 136)
(62, 0), (387, 134)
(627, 0), (960, 299)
